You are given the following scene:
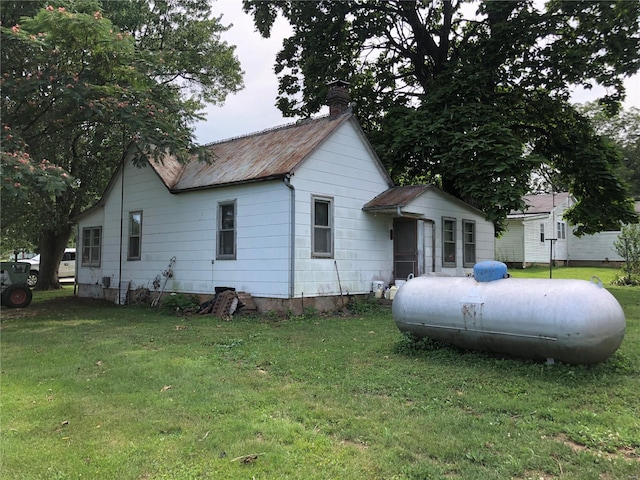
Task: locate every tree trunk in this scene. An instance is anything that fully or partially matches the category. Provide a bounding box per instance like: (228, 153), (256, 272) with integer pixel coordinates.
(34, 227), (73, 291)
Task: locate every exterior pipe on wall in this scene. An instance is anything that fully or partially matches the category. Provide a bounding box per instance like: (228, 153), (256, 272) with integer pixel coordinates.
(118, 156), (125, 300)
(284, 175), (295, 298)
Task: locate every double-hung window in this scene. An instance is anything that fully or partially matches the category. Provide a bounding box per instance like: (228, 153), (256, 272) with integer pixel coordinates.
(462, 220), (476, 267)
(443, 217), (456, 266)
(128, 211), (142, 260)
(312, 196), (333, 257)
(556, 221), (566, 239)
(217, 201), (236, 259)
(540, 223), (545, 243)
(82, 227), (101, 267)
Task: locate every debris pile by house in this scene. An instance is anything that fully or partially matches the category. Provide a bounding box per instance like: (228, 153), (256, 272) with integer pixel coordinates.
(197, 289), (256, 320)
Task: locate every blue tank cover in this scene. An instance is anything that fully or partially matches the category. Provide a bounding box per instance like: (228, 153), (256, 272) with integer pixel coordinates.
(474, 261), (508, 282)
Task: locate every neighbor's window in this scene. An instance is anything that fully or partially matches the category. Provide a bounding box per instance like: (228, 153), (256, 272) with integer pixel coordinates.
(82, 227), (101, 267)
(312, 196), (333, 257)
(557, 221), (566, 240)
(540, 223), (545, 243)
(462, 220), (476, 267)
(443, 217), (456, 266)
(128, 211), (142, 260)
(217, 201), (236, 259)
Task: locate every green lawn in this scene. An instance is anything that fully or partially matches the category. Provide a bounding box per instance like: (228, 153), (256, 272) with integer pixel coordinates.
(508, 265), (620, 284)
(1, 280), (639, 479)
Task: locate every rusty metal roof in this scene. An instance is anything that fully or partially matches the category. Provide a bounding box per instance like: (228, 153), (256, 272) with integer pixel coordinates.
(150, 113), (353, 192)
(363, 185), (433, 210)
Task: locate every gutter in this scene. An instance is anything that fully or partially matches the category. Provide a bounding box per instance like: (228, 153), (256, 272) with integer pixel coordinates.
(284, 175), (295, 298)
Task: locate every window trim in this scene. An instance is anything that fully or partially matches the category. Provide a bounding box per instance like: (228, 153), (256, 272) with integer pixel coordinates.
(462, 219), (476, 268)
(311, 195), (334, 258)
(540, 223), (545, 243)
(442, 217), (456, 267)
(128, 211), (142, 261)
(217, 200), (237, 260)
(556, 221), (566, 240)
(81, 226), (102, 267)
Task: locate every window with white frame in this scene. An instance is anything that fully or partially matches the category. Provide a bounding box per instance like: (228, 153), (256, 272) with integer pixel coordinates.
(128, 211), (142, 260)
(540, 223), (545, 243)
(312, 196), (333, 257)
(217, 201), (236, 259)
(443, 217), (456, 266)
(462, 220), (476, 267)
(556, 221), (566, 239)
(82, 226), (101, 267)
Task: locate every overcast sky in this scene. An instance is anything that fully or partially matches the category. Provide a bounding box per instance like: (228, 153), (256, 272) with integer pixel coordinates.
(194, 1), (640, 145)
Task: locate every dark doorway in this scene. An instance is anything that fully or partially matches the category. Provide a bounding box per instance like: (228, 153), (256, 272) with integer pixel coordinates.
(393, 218), (417, 280)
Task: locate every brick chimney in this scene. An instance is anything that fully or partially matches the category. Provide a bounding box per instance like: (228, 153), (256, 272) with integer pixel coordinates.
(326, 80), (351, 116)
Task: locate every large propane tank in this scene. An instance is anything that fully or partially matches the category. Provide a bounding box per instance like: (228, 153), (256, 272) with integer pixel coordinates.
(392, 261), (626, 364)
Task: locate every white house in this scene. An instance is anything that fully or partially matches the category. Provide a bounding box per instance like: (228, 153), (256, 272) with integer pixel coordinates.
(568, 201), (640, 267)
(75, 85), (495, 312)
(496, 192), (639, 268)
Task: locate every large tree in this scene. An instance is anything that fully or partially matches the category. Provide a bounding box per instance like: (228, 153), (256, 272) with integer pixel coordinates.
(579, 103), (640, 199)
(1, 0), (242, 288)
(244, 0), (639, 234)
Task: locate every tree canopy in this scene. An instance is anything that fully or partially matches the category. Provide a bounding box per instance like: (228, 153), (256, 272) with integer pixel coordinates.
(1, 0), (243, 287)
(244, 0), (639, 234)
(579, 103), (640, 199)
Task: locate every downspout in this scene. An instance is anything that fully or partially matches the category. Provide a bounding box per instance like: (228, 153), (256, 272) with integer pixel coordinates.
(431, 220), (436, 273)
(74, 224), (79, 296)
(118, 157), (125, 299)
(284, 175), (295, 298)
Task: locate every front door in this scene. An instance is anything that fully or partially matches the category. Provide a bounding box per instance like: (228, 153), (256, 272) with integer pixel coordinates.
(393, 218), (417, 280)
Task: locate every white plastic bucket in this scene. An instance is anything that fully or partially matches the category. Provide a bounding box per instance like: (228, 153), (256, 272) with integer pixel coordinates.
(389, 285), (399, 300)
(372, 281), (385, 298)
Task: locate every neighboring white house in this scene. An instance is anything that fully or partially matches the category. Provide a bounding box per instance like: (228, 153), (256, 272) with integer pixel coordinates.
(75, 85), (495, 312)
(568, 201), (640, 267)
(496, 192), (640, 267)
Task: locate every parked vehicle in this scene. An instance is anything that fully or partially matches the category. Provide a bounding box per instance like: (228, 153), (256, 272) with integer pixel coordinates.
(1, 262), (33, 308)
(21, 248), (76, 288)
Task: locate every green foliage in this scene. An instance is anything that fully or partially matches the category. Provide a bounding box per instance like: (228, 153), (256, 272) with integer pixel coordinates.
(579, 103), (640, 198)
(245, 0), (640, 233)
(0, 0), (242, 289)
(613, 223), (640, 284)
(159, 293), (200, 315)
(347, 296), (385, 315)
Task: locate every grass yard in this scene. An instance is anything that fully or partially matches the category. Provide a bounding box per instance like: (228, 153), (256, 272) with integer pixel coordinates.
(1, 273), (639, 479)
(508, 265), (620, 284)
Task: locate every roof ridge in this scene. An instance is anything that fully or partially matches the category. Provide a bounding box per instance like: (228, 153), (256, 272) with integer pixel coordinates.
(202, 112), (347, 147)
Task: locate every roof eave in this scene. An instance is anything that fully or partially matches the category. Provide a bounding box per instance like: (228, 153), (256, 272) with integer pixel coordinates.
(169, 173), (289, 194)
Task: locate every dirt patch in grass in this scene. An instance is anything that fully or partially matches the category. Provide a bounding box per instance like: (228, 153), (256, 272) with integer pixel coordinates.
(554, 433), (639, 462)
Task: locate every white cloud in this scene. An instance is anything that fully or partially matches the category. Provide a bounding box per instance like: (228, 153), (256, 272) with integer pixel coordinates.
(193, 1), (294, 144)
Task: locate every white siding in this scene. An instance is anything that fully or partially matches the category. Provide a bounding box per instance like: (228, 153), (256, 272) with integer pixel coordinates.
(497, 196), (572, 265)
(291, 120), (394, 296)
(523, 217), (552, 263)
(78, 161), (293, 298)
(495, 221), (524, 263)
(76, 207), (106, 292)
(404, 190), (495, 276)
(568, 231), (623, 262)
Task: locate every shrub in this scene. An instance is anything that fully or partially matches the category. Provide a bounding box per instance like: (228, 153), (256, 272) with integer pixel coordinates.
(613, 223), (640, 283)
